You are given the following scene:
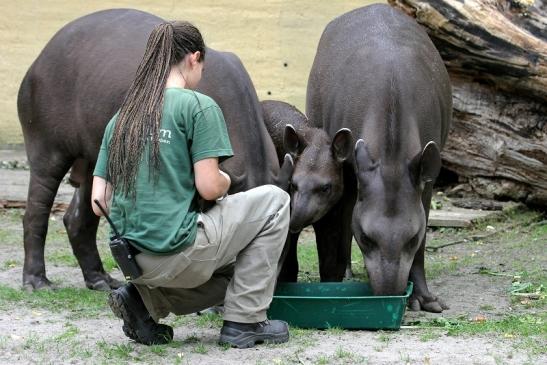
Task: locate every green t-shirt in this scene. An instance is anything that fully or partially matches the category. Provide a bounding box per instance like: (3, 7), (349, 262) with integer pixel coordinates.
(93, 88), (233, 255)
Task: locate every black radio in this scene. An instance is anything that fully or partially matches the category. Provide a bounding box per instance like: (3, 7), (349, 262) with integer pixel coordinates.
(93, 199), (142, 280)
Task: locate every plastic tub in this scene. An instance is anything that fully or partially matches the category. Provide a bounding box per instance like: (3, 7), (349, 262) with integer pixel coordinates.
(267, 281), (413, 330)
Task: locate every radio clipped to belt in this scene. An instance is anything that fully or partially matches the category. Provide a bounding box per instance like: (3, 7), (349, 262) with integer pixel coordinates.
(93, 199), (142, 280)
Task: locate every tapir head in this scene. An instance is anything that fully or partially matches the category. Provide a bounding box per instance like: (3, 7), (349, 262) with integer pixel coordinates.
(285, 125), (353, 233)
(352, 139), (441, 295)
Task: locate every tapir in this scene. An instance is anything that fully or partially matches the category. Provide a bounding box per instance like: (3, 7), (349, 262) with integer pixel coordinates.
(261, 100), (352, 281)
(17, 9), (287, 291)
(306, 4), (452, 312)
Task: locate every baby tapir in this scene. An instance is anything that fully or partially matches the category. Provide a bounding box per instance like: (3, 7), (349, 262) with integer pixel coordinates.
(307, 4), (452, 312)
(261, 100), (353, 281)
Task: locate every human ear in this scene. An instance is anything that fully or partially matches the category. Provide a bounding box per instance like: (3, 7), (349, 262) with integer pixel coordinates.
(191, 51), (201, 66)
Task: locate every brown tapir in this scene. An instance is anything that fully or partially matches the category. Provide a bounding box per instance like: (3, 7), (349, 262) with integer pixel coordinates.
(17, 9), (289, 291)
(307, 4), (452, 312)
(261, 100), (353, 281)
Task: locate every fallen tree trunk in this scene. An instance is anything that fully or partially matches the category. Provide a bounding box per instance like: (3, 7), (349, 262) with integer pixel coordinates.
(389, 0), (547, 206)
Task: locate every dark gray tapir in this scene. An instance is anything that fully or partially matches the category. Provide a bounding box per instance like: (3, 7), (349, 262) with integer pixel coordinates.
(17, 9), (289, 291)
(307, 4), (452, 312)
(261, 100), (352, 281)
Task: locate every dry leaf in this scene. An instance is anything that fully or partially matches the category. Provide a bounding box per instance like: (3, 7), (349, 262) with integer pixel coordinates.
(472, 315), (487, 323)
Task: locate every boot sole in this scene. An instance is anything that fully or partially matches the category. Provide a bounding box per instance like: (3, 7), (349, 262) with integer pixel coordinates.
(108, 290), (139, 340)
(108, 290), (173, 345)
(219, 332), (289, 349)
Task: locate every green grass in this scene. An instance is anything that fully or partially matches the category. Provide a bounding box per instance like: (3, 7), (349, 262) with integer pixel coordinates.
(325, 326), (345, 336)
(289, 327), (316, 346)
(194, 312), (223, 328)
(335, 346), (352, 359)
(149, 344), (167, 356)
(0, 207), (118, 275)
(2, 259), (19, 270)
(97, 340), (135, 361)
(22, 333), (46, 352)
(419, 329), (442, 342)
(297, 230), (367, 282)
(49, 250), (79, 267)
(310, 346), (367, 365)
(54, 322), (80, 342)
(193, 342), (208, 354)
(415, 313), (547, 354)
(0, 285), (109, 317)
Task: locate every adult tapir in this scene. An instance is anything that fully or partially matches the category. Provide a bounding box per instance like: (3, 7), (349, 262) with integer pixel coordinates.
(261, 100), (352, 281)
(306, 4), (452, 312)
(17, 9), (283, 291)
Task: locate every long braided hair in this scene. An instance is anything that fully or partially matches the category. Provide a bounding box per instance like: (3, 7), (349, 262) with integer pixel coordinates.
(107, 21), (206, 198)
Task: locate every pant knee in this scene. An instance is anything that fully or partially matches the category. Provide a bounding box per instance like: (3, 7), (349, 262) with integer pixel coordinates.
(264, 184), (290, 207)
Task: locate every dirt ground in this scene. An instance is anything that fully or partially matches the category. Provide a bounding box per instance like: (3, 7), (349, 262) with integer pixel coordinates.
(0, 0), (372, 145)
(0, 158), (545, 364)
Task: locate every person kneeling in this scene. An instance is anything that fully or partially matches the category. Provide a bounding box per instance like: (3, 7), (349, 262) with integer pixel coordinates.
(91, 20), (290, 349)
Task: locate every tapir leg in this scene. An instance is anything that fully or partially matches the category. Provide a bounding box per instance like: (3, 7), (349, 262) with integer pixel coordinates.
(277, 232), (300, 282)
(408, 184), (449, 312)
(23, 157), (71, 290)
(63, 165), (123, 290)
(314, 165), (356, 282)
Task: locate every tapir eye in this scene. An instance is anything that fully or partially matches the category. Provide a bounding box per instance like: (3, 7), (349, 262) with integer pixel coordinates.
(321, 184), (331, 193)
(360, 233), (376, 252)
(405, 232), (421, 251)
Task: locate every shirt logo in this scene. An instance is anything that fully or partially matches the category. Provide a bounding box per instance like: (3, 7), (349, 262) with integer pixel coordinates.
(159, 129), (172, 144)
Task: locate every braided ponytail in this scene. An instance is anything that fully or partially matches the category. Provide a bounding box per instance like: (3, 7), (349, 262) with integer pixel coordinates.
(107, 21), (205, 198)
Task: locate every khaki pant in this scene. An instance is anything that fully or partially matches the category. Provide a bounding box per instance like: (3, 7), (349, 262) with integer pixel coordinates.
(131, 185), (290, 323)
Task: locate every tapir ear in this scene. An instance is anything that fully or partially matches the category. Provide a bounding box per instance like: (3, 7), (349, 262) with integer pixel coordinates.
(354, 139), (377, 172)
(418, 141), (441, 184)
(283, 124), (305, 156)
(331, 128), (353, 163)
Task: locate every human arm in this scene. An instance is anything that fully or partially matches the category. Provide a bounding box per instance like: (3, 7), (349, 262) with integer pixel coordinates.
(194, 157), (231, 201)
(91, 176), (113, 216)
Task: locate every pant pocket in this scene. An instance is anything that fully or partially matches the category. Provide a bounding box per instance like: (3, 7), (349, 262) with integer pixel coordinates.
(163, 225), (220, 288)
(134, 250), (192, 289)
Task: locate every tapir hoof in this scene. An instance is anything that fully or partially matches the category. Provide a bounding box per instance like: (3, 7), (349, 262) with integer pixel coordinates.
(408, 293), (449, 313)
(22, 274), (55, 291)
(85, 273), (124, 291)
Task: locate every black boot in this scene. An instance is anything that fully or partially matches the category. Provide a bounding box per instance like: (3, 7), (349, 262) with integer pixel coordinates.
(219, 319), (289, 348)
(108, 283), (173, 345)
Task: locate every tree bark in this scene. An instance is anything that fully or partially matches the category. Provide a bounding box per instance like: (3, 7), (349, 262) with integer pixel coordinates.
(389, 0), (547, 206)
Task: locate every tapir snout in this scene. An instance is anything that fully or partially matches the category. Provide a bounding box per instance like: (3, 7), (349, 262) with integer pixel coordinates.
(362, 253), (413, 296)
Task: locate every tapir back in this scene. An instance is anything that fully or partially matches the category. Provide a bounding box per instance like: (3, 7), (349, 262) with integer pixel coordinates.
(307, 4), (451, 158)
(18, 9), (278, 193)
(17, 9), (161, 163)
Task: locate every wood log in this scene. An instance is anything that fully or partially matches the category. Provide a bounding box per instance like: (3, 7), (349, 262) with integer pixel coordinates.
(388, 0), (547, 206)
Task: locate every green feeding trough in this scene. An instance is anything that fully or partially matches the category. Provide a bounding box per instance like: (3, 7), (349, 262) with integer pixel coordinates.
(267, 281), (413, 330)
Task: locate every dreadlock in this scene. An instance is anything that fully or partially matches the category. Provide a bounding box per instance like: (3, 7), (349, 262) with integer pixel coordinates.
(107, 21), (206, 198)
